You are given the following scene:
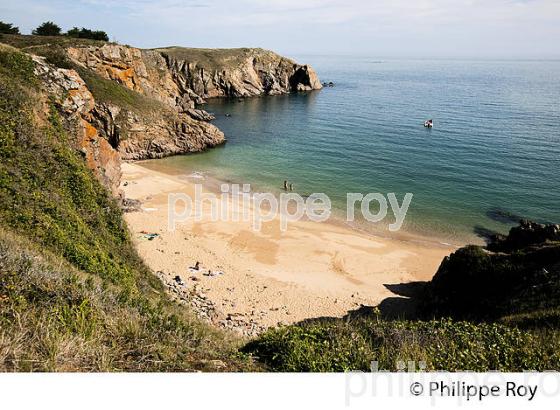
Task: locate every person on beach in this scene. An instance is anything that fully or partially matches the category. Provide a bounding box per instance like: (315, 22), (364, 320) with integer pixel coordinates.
(283, 180), (288, 190)
(289, 183), (294, 191)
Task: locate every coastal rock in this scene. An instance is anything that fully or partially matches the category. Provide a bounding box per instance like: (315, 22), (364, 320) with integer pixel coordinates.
(186, 108), (215, 122)
(32, 56), (121, 195)
(116, 111), (224, 160)
(158, 47), (322, 99)
(67, 44), (321, 116)
(487, 220), (560, 252)
(424, 221), (560, 320)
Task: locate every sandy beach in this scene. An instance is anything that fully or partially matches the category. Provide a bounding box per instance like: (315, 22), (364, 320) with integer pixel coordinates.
(121, 162), (456, 334)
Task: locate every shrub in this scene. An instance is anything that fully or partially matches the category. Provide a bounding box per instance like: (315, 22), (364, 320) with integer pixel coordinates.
(244, 318), (560, 372)
(66, 27), (109, 41)
(0, 21), (20, 35)
(32, 21), (62, 36)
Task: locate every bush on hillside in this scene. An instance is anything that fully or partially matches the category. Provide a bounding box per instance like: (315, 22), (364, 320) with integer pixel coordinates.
(66, 27), (109, 41)
(0, 21), (20, 35)
(32, 21), (62, 36)
(244, 318), (560, 372)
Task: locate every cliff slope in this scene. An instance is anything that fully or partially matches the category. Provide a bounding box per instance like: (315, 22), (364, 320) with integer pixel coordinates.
(0, 43), (255, 371)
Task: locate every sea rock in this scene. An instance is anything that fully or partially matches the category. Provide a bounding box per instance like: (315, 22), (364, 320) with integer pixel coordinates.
(487, 220), (560, 252)
(186, 108), (215, 122)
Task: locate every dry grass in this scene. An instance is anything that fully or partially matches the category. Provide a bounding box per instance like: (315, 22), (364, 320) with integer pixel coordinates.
(0, 229), (256, 371)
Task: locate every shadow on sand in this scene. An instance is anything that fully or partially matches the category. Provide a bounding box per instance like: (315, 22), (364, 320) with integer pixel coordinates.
(294, 281), (430, 327)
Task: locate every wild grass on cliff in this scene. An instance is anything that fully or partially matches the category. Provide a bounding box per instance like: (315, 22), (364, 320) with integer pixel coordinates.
(0, 33), (106, 52)
(244, 317), (560, 372)
(0, 229), (253, 371)
(0, 44), (254, 371)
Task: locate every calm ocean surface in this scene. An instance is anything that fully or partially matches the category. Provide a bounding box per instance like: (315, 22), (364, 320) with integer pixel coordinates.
(146, 57), (560, 244)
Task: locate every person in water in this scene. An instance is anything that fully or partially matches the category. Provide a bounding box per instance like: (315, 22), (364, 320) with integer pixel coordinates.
(283, 180), (288, 190)
(289, 183), (294, 191)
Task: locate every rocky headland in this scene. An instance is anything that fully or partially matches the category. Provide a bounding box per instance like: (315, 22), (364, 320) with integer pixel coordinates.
(2, 35), (321, 195)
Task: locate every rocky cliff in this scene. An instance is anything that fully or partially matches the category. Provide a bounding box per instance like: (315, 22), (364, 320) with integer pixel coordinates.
(156, 47), (322, 99)
(32, 54), (122, 195)
(67, 45), (322, 106)
(3, 36), (321, 194)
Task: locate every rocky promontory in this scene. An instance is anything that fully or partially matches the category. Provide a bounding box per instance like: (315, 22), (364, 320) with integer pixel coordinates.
(2, 36), (321, 194)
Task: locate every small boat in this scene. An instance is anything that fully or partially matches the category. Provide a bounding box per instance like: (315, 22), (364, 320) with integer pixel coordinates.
(424, 119), (433, 128)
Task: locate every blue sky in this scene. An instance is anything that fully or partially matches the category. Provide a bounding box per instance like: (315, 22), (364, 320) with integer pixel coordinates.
(1, 0), (559, 58)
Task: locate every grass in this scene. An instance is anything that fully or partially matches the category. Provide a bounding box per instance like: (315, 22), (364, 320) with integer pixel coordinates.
(75, 66), (167, 114)
(0, 44), (255, 371)
(0, 33), (106, 51)
(244, 317), (560, 372)
(155, 46), (293, 69)
(1, 46), (138, 290)
(0, 229), (253, 371)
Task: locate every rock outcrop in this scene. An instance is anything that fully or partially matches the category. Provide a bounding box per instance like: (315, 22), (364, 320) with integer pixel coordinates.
(67, 44), (322, 111)
(32, 55), (122, 195)
(423, 222), (560, 321)
(487, 220), (560, 252)
(10, 40), (321, 194)
(156, 47), (322, 99)
(88, 101), (224, 161)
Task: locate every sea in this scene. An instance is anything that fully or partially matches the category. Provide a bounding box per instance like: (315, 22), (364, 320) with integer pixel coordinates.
(142, 56), (560, 245)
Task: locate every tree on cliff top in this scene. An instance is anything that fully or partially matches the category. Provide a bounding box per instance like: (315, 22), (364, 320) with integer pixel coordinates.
(32, 21), (61, 36)
(0, 21), (20, 34)
(66, 27), (109, 41)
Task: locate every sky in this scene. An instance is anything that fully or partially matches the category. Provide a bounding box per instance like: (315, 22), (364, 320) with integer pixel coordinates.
(1, 0), (559, 59)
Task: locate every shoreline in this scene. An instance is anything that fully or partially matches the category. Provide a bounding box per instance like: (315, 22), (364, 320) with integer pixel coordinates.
(121, 162), (457, 335)
(137, 158), (480, 248)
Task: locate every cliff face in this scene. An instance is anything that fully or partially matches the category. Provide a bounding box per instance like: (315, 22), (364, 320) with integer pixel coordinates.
(63, 44), (321, 192)
(67, 44), (322, 111)
(156, 47), (323, 99)
(3, 37), (321, 194)
(32, 55), (122, 195)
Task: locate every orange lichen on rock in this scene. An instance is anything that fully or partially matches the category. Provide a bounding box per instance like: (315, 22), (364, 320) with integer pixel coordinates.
(105, 66), (136, 90)
(79, 119), (121, 195)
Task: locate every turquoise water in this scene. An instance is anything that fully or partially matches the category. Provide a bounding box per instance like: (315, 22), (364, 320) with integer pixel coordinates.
(146, 57), (560, 244)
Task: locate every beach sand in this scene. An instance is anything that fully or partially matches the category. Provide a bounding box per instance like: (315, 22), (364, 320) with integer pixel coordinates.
(121, 162), (456, 334)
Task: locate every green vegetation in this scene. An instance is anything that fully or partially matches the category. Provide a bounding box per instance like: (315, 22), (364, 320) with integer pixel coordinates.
(32, 21), (62, 37)
(67, 27), (109, 41)
(0, 33), (105, 50)
(155, 46), (287, 69)
(0, 229), (253, 371)
(75, 66), (165, 114)
(244, 318), (560, 372)
(423, 227), (560, 323)
(0, 46), (136, 289)
(0, 45), (254, 371)
(0, 21), (20, 35)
